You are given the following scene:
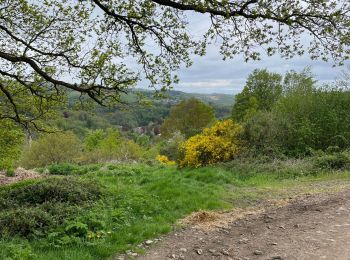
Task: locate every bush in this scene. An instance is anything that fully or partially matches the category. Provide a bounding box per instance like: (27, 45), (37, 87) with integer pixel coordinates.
(5, 168), (15, 177)
(0, 120), (24, 170)
(0, 207), (54, 237)
(48, 163), (79, 175)
(0, 178), (102, 239)
(180, 120), (242, 167)
(315, 151), (350, 170)
(0, 178), (101, 209)
(79, 128), (145, 163)
(19, 132), (81, 168)
(0, 241), (36, 260)
(155, 155), (176, 166)
(159, 131), (185, 161)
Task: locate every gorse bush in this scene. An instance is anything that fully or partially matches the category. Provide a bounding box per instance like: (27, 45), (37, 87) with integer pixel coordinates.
(48, 163), (79, 175)
(0, 177), (101, 239)
(180, 120), (242, 167)
(0, 178), (101, 208)
(156, 155), (176, 166)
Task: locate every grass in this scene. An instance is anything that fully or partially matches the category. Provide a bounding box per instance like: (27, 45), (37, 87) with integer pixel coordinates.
(1, 161), (350, 259)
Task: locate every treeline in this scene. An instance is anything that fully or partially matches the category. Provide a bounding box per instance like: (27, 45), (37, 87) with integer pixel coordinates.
(234, 68), (350, 156)
(56, 90), (232, 138)
(1, 68), (350, 171)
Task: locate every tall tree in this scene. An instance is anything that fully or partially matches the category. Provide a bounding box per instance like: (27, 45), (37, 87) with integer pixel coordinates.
(232, 69), (282, 121)
(162, 98), (215, 138)
(1, 0), (350, 127)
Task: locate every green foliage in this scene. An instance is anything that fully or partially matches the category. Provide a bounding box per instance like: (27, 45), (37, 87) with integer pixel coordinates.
(274, 87), (350, 155)
(0, 177), (101, 239)
(238, 69), (350, 157)
(315, 151), (350, 170)
(232, 69), (282, 122)
(0, 178), (101, 208)
(162, 98), (216, 138)
(1, 161), (350, 259)
(242, 111), (287, 156)
(5, 169), (15, 177)
(80, 128), (145, 163)
(0, 240), (36, 260)
(19, 132), (81, 169)
(84, 129), (106, 151)
(0, 120), (24, 170)
(159, 131), (185, 161)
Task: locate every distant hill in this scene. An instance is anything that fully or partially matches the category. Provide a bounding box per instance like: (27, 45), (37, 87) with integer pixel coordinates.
(59, 89), (233, 137)
(160, 90), (234, 107)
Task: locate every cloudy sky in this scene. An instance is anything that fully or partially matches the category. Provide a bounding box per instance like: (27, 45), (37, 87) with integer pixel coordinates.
(167, 14), (350, 95)
(174, 49), (349, 95)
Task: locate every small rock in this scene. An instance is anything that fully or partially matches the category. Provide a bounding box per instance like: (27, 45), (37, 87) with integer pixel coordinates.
(179, 254), (185, 260)
(170, 254), (177, 259)
(131, 253), (138, 257)
(254, 250), (263, 255)
(271, 256), (283, 260)
(271, 242), (278, 245)
(145, 240), (153, 245)
(279, 225), (285, 229)
(180, 248), (187, 253)
(195, 249), (203, 255)
(209, 249), (216, 254)
(239, 238), (249, 244)
(293, 224), (301, 228)
(222, 249), (230, 256)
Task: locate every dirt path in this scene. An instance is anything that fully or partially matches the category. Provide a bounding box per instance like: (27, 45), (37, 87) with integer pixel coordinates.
(138, 188), (350, 260)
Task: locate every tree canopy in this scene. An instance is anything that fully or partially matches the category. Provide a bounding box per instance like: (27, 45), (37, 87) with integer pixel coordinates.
(1, 0), (350, 127)
(232, 69), (283, 121)
(161, 98), (215, 138)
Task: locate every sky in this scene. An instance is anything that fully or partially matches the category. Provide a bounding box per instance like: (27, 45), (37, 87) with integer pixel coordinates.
(174, 49), (349, 95)
(166, 13), (350, 95)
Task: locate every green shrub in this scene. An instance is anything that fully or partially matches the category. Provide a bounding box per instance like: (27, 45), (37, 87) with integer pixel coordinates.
(0, 241), (36, 260)
(0, 178), (102, 239)
(64, 222), (89, 237)
(19, 132), (81, 168)
(0, 120), (24, 170)
(315, 152), (350, 170)
(0, 207), (54, 237)
(48, 163), (79, 175)
(0, 178), (101, 208)
(159, 131), (185, 161)
(5, 168), (15, 177)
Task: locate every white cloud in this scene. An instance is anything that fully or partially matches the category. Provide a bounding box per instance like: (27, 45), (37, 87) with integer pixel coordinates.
(180, 79), (232, 88)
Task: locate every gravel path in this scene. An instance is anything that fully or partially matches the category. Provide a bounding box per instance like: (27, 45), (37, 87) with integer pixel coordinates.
(138, 189), (350, 260)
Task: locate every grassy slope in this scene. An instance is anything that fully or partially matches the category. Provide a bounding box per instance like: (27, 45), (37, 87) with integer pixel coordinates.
(1, 163), (350, 259)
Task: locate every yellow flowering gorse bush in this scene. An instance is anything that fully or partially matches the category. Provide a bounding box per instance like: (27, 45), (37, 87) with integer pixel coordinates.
(156, 154), (176, 166)
(180, 119), (242, 168)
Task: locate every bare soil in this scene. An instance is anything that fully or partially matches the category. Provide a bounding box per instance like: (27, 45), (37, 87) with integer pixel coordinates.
(138, 187), (350, 260)
(0, 167), (41, 185)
